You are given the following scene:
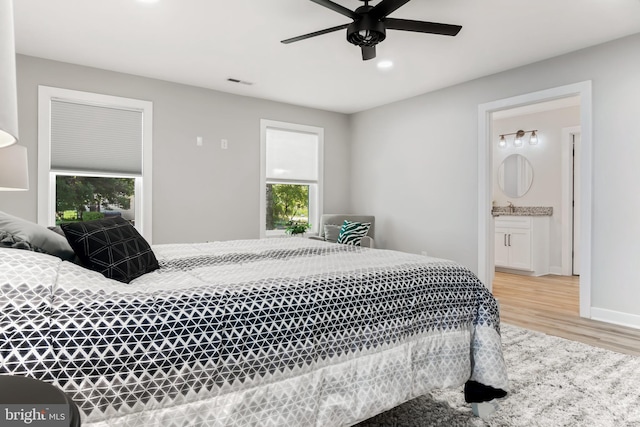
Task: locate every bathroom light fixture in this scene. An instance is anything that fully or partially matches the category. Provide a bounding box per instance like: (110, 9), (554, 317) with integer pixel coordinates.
(497, 129), (538, 148)
(513, 130), (524, 147)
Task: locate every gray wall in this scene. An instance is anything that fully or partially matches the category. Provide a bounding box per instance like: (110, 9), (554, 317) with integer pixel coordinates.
(349, 33), (640, 320)
(4, 34), (640, 323)
(0, 55), (352, 244)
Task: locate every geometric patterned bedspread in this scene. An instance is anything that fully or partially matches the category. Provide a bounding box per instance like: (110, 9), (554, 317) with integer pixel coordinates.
(0, 238), (508, 426)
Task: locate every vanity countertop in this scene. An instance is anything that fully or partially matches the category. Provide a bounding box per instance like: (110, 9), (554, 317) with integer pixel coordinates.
(492, 206), (553, 217)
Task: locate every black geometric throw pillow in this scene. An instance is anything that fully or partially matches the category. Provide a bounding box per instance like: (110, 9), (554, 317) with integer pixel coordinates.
(61, 216), (159, 283)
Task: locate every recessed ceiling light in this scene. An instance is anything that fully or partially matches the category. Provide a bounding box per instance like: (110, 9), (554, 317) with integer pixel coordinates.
(377, 60), (393, 69)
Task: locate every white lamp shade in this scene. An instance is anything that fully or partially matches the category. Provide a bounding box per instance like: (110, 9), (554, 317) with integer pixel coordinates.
(0, 144), (29, 191)
(0, 0), (19, 147)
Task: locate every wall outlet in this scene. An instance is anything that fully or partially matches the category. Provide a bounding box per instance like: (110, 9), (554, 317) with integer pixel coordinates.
(221, 139), (228, 149)
(196, 136), (203, 146)
(421, 251), (428, 256)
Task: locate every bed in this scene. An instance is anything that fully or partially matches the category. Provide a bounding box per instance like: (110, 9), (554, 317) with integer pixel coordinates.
(1, 233), (508, 426)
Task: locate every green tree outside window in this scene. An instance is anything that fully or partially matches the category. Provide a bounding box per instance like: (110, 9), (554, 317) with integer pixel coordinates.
(266, 184), (310, 232)
(56, 176), (135, 223)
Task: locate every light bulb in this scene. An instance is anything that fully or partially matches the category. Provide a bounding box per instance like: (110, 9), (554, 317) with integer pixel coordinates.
(359, 30), (372, 41)
(529, 131), (538, 145)
(498, 135), (507, 148)
(513, 130), (524, 147)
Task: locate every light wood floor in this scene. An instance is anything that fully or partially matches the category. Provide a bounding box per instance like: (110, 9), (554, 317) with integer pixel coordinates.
(492, 272), (640, 356)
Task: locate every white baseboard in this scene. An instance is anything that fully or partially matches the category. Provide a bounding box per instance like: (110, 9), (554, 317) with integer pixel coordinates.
(590, 307), (640, 330)
(549, 266), (563, 275)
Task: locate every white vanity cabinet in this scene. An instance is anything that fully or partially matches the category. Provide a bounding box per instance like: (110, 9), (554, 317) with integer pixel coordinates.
(494, 216), (549, 276)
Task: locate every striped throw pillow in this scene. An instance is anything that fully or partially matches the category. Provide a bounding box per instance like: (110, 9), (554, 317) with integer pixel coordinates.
(337, 220), (371, 246)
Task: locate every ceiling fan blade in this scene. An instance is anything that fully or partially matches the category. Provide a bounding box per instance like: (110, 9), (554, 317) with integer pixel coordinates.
(310, 0), (358, 20)
(384, 18), (462, 36)
(370, 0), (411, 19)
(361, 46), (376, 61)
(281, 23), (350, 44)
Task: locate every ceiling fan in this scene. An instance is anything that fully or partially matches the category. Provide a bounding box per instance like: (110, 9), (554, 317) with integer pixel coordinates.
(281, 0), (462, 61)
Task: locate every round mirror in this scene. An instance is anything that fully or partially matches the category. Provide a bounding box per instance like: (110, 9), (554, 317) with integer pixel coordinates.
(498, 154), (533, 198)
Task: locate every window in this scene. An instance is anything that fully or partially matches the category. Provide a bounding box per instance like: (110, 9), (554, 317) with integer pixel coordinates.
(55, 175), (136, 224)
(38, 86), (153, 241)
(260, 120), (323, 238)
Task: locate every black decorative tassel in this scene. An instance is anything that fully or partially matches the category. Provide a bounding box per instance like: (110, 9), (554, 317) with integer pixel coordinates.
(464, 380), (508, 403)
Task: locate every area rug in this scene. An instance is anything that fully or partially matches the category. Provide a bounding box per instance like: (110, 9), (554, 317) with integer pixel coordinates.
(356, 324), (640, 426)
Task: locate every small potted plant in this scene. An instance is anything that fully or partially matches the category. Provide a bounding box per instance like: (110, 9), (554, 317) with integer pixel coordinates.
(285, 220), (311, 236)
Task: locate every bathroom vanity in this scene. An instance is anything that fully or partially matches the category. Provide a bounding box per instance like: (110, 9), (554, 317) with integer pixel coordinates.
(493, 207), (552, 276)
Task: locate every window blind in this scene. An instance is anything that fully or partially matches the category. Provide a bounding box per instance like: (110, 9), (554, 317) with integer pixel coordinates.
(265, 128), (318, 181)
(50, 99), (143, 175)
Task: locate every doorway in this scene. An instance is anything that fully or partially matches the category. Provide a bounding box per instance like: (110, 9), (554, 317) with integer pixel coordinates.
(491, 98), (580, 278)
(477, 81), (593, 319)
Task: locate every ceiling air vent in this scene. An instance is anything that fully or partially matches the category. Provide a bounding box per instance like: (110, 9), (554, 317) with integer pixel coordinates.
(227, 78), (253, 86)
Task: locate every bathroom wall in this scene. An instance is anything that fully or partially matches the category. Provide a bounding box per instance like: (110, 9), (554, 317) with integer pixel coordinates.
(492, 106), (580, 273)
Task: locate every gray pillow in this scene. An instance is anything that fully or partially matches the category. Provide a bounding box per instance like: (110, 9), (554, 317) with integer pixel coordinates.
(0, 230), (45, 253)
(47, 226), (66, 236)
(0, 211), (76, 260)
(324, 224), (342, 243)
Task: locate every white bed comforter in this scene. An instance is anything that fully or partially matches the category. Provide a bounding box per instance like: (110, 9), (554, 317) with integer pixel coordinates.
(0, 238), (508, 426)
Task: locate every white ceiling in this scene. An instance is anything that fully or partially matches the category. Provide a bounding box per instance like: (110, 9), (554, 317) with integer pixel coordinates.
(13, 0), (640, 114)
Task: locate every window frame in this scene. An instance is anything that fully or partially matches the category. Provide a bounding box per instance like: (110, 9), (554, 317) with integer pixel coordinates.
(260, 120), (323, 238)
(37, 86), (153, 242)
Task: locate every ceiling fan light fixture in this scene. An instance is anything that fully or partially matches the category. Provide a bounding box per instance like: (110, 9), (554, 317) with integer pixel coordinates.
(359, 29), (372, 41)
(281, 0), (462, 62)
(347, 18), (385, 47)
